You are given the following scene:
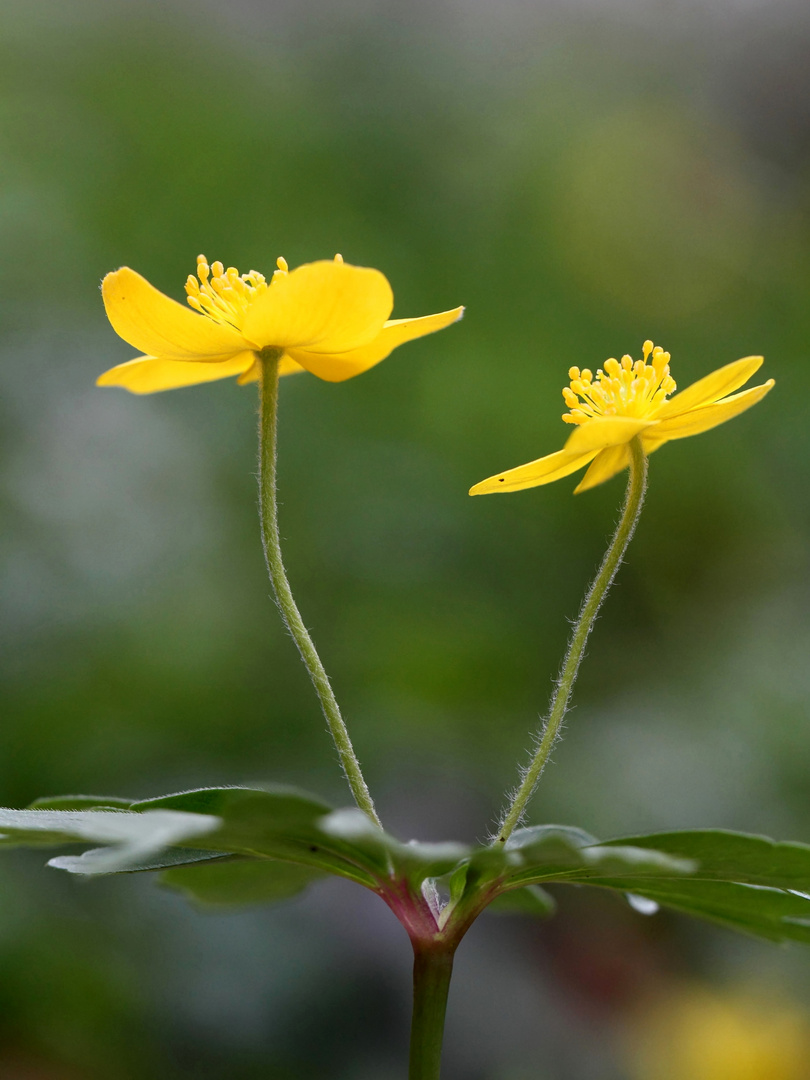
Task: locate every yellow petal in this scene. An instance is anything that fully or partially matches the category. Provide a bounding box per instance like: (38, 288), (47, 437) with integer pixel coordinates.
(573, 444), (632, 494)
(285, 306), (464, 382)
(563, 416), (657, 454)
(241, 260), (393, 354)
(236, 355), (306, 384)
(279, 355), (306, 377)
(655, 356), (763, 420)
(470, 448), (598, 495)
(646, 379), (774, 445)
(102, 268), (249, 361)
(96, 352), (256, 394)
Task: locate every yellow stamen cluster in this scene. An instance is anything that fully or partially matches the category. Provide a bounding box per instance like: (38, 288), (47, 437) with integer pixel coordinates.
(185, 253), (345, 329)
(185, 254), (278, 329)
(562, 340), (677, 425)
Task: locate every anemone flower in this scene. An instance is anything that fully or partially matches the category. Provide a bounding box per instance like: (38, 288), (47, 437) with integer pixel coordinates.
(470, 341), (773, 495)
(98, 254), (463, 394)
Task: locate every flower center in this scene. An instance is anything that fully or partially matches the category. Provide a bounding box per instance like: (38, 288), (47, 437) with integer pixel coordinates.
(184, 255), (289, 330)
(185, 252), (345, 331)
(562, 340), (677, 425)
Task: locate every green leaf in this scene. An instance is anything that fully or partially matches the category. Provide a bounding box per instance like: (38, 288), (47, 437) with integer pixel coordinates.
(55, 848), (231, 874)
(131, 784), (329, 822)
(584, 877), (810, 945)
(0, 806), (219, 873)
(133, 793), (470, 889)
(28, 795), (134, 811)
(31, 786), (468, 892)
(505, 826), (810, 945)
(507, 825), (598, 849)
(160, 857), (325, 907)
(25, 792), (810, 946)
(461, 840), (519, 891)
(133, 788), (388, 887)
(318, 808), (469, 883)
(501, 825), (695, 887)
(134, 787), (381, 884)
(486, 884), (556, 918)
(601, 829), (810, 891)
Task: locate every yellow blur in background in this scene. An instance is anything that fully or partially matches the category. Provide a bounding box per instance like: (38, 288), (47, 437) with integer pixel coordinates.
(627, 984), (810, 1080)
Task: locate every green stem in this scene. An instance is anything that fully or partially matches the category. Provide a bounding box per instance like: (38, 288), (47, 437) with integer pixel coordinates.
(257, 350), (382, 827)
(496, 437), (648, 843)
(409, 944), (455, 1080)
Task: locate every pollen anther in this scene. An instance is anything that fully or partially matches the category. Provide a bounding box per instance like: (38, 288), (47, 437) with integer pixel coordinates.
(185, 254), (284, 330)
(561, 341), (677, 425)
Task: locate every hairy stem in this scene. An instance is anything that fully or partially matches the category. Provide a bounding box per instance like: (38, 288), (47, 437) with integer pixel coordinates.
(257, 350), (382, 827)
(496, 437), (648, 843)
(409, 944), (455, 1080)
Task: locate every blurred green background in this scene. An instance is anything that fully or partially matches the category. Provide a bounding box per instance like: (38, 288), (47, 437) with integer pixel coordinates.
(1, 0), (810, 1076)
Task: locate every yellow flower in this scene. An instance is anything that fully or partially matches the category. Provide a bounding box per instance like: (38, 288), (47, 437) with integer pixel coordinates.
(626, 984), (809, 1080)
(97, 254), (464, 394)
(470, 341), (774, 496)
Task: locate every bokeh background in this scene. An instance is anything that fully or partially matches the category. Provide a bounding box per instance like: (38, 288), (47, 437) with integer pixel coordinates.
(1, 0), (810, 1076)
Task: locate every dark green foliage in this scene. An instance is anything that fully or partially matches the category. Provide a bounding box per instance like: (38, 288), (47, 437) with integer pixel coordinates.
(600, 829), (810, 891)
(485, 885), (556, 917)
(585, 878), (810, 944)
(29, 795), (135, 810)
(502, 827), (810, 943)
(6, 791), (810, 942)
(500, 825), (696, 885)
(160, 857), (325, 907)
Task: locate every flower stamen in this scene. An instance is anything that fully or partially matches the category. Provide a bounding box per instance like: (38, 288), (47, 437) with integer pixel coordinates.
(562, 340), (677, 425)
(185, 254), (273, 330)
(184, 252), (348, 330)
